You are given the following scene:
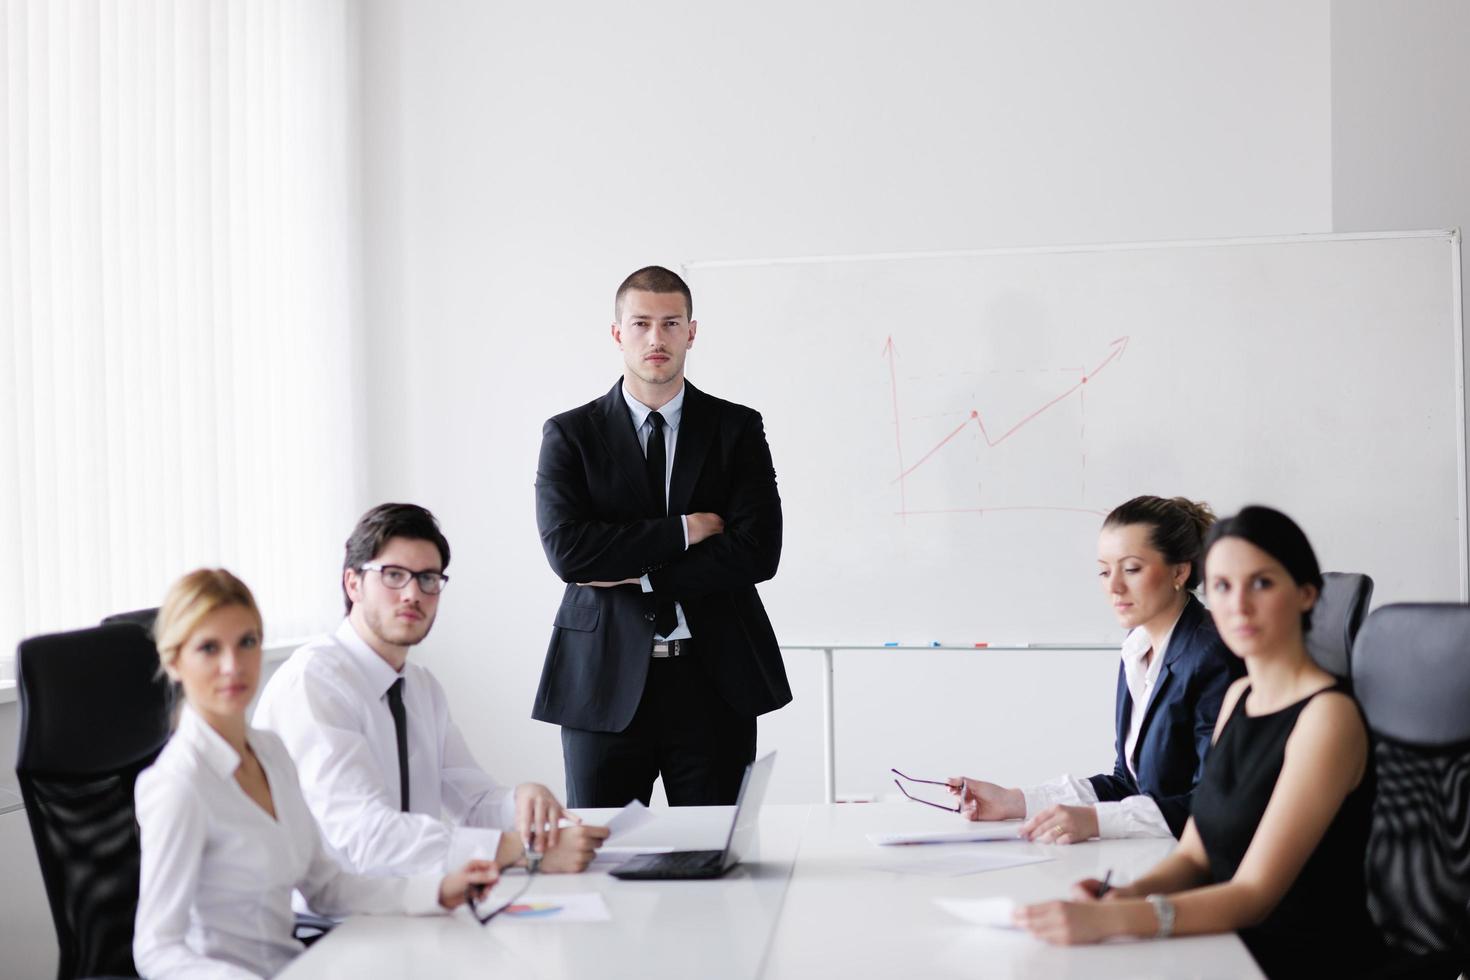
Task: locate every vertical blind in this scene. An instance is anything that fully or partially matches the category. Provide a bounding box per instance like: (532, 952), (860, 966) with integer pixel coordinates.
(0, 0), (364, 677)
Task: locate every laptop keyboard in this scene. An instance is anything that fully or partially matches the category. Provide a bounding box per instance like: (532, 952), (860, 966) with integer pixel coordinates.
(614, 849), (724, 878)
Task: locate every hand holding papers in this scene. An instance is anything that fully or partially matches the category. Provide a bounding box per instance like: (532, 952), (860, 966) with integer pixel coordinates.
(602, 800), (654, 844)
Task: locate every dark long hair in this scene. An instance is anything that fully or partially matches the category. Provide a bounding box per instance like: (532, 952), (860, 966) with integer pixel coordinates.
(1204, 505), (1323, 631)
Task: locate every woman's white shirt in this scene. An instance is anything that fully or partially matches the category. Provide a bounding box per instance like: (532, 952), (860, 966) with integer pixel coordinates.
(133, 705), (443, 979)
(1019, 616), (1180, 839)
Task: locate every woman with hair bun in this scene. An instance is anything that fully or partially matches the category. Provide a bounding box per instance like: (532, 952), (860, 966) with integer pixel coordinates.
(1013, 506), (1385, 978)
(947, 495), (1242, 843)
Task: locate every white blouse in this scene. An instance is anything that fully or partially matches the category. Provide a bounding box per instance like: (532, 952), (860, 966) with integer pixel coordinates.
(133, 705), (443, 979)
(1019, 614), (1181, 839)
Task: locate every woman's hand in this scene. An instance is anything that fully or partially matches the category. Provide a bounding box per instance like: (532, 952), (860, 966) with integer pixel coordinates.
(1071, 877), (1132, 902)
(515, 782), (572, 853)
(438, 860), (499, 910)
(1021, 803), (1099, 844)
(1013, 899), (1119, 945)
(945, 778), (1025, 821)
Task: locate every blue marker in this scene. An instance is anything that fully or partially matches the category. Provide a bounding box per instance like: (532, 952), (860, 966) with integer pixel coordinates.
(883, 641), (900, 647)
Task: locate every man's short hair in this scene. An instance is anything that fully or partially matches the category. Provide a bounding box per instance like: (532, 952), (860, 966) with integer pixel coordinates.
(342, 503), (452, 614)
(615, 265), (693, 321)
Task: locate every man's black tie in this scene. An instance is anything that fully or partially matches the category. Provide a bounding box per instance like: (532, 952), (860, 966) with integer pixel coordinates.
(645, 412), (679, 637)
(386, 677), (410, 812)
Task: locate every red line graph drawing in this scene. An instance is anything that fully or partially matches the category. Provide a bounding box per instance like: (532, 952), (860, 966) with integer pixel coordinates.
(882, 335), (1129, 518)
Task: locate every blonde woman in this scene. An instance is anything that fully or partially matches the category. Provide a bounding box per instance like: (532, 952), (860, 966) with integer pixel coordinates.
(133, 570), (498, 979)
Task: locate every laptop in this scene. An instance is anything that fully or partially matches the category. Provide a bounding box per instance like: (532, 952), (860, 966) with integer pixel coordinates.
(609, 751), (776, 880)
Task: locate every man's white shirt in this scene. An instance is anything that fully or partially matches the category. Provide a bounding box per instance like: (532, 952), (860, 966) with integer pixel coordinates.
(622, 381), (693, 641)
(252, 619), (516, 876)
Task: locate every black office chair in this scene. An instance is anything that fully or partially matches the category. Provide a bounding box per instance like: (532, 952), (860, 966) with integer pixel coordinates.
(1353, 604), (1470, 979)
(99, 609), (159, 631)
(1305, 571), (1374, 681)
(15, 622), (172, 980)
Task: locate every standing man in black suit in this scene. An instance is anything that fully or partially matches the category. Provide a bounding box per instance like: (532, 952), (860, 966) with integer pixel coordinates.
(533, 265), (791, 807)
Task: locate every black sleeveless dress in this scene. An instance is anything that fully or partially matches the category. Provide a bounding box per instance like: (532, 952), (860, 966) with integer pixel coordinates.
(1191, 679), (1383, 978)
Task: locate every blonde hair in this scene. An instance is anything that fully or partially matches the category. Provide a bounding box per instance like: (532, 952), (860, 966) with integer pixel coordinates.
(155, 569), (263, 672)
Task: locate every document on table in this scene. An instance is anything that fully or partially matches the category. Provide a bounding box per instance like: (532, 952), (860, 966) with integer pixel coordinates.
(867, 822), (1023, 846)
(500, 892), (611, 923)
(588, 800), (675, 871)
(869, 849), (1052, 877)
(935, 897), (1019, 929)
(601, 800), (654, 843)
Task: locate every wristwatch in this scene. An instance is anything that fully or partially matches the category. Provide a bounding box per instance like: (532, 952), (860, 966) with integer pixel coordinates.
(1145, 893), (1176, 938)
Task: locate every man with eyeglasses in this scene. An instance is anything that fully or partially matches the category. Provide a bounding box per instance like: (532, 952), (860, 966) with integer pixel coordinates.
(255, 503), (606, 890)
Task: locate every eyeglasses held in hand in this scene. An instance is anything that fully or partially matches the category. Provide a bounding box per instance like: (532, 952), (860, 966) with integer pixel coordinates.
(360, 562), (450, 595)
(467, 851), (541, 926)
(891, 768), (960, 813)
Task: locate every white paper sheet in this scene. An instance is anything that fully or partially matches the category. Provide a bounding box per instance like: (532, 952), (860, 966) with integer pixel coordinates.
(601, 800), (655, 844)
(869, 850), (1052, 877)
(867, 823), (1023, 846)
(934, 897), (1020, 929)
(498, 892), (611, 923)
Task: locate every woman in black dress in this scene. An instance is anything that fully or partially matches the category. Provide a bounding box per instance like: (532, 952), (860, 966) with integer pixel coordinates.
(1013, 506), (1383, 977)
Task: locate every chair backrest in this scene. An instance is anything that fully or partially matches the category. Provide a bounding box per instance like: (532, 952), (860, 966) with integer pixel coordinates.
(100, 608), (158, 632)
(1304, 571), (1374, 680)
(15, 622), (172, 980)
(1353, 603), (1470, 966)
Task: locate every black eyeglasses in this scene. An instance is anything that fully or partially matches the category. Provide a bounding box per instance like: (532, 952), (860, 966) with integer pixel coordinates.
(468, 851), (541, 926)
(360, 563), (450, 595)
(891, 768), (960, 813)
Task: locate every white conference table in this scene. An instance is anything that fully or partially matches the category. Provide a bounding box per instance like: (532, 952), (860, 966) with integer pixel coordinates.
(280, 803), (1264, 980)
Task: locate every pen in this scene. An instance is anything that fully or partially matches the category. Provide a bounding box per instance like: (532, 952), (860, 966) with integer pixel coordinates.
(1096, 869), (1113, 897)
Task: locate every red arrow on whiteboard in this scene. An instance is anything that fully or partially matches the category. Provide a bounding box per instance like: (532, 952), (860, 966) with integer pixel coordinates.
(890, 336), (1130, 484)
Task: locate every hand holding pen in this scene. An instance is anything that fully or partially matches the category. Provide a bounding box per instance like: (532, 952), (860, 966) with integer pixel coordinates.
(1071, 869), (1116, 902)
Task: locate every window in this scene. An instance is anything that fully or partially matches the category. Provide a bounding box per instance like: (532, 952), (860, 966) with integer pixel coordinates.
(0, 0), (364, 677)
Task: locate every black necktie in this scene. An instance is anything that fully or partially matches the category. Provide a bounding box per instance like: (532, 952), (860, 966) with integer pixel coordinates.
(386, 678), (410, 812)
(645, 412), (678, 637)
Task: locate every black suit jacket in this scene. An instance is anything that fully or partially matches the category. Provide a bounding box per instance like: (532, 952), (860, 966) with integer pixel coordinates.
(1087, 594), (1243, 837)
(532, 380), (792, 732)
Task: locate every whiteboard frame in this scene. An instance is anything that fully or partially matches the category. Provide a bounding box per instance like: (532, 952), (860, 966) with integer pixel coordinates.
(685, 229), (1469, 602)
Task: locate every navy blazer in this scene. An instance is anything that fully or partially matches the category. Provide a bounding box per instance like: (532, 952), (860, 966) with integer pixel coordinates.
(1088, 594), (1242, 837)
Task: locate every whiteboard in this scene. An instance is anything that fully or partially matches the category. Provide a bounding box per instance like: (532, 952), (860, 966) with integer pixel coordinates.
(683, 232), (1466, 644)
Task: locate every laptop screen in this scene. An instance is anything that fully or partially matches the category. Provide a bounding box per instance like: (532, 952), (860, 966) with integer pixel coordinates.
(720, 751), (777, 870)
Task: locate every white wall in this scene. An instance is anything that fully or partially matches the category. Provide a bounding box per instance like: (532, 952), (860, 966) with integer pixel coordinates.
(1330, 1), (1470, 439)
(356, 0), (1335, 804)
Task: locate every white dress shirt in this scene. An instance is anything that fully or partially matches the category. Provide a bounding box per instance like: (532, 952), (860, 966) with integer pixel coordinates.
(623, 381), (693, 641)
(1020, 612), (1183, 839)
(251, 619), (517, 878)
(134, 705), (442, 979)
